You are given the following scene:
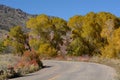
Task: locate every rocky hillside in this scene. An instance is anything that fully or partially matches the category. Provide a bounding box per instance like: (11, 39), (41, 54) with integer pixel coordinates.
(0, 4), (35, 31)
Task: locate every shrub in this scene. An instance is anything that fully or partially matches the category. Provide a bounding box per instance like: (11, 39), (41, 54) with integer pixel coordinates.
(14, 50), (43, 74)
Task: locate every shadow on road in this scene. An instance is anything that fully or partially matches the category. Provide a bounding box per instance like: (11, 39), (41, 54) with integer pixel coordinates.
(10, 65), (52, 80)
(23, 65), (52, 77)
(43, 65), (52, 68)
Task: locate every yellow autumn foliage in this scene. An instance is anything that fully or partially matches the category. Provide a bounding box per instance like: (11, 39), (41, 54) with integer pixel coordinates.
(101, 27), (120, 58)
(38, 43), (57, 57)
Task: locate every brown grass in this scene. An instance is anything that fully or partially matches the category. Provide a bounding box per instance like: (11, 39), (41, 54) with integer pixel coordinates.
(0, 52), (43, 79)
(0, 54), (20, 79)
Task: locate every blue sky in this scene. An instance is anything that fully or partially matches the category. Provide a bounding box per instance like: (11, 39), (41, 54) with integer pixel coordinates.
(0, 0), (120, 20)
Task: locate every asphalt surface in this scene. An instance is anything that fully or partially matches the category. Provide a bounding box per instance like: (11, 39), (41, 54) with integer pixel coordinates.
(10, 60), (116, 80)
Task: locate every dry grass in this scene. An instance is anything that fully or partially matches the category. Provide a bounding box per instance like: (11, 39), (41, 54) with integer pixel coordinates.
(0, 54), (20, 70)
(0, 54), (20, 79)
(0, 52), (43, 79)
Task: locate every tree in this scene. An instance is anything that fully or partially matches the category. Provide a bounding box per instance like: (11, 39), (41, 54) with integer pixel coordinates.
(67, 12), (103, 56)
(67, 15), (83, 29)
(82, 12), (103, 54)
(67, 37), (89, 56)
(38, 43), (57, 57)
(50, 17), (69, 51)
(67, 15), (83, 38)
(4, 26), (31, 55)
(27, 14), (69, 56)
(96, 12), (117, 28)
(102, 27), (120, 58)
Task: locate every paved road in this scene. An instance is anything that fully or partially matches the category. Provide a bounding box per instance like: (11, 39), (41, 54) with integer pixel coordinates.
(10, 60), (116, 80)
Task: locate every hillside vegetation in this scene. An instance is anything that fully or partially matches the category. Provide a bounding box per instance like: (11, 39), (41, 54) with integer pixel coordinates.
(0, 4), (34, 31)
(2, 11), (120, 59)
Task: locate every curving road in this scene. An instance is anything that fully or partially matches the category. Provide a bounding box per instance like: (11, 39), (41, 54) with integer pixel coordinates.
(10, 60), (116, 80)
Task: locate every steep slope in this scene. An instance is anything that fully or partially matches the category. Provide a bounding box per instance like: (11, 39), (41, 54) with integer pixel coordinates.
(0, 4), (35, 31)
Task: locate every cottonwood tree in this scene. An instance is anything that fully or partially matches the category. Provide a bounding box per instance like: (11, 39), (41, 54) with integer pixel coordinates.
(27, 14), (69, 57)
(102, 27), (120, 58)
(4, 26), (31, 55)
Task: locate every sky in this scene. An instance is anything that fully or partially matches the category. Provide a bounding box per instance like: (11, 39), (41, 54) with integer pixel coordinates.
(0, 0), (120, 20)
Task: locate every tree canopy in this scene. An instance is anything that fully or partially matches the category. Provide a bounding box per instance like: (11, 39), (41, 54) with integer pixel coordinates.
(27, 14), (69, 57)
(4, 12), (120, 58)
